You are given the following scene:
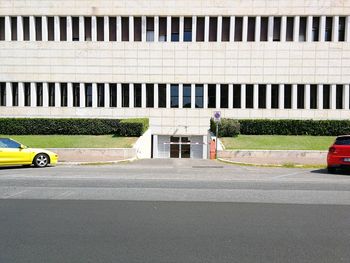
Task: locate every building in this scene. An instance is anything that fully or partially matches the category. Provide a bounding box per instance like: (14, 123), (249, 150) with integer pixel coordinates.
(0, 0), (350, 159)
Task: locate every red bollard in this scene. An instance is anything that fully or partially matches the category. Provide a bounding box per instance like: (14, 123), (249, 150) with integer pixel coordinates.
(210, 139), (216, 160)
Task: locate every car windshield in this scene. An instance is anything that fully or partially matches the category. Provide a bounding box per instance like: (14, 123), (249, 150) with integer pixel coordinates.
(0, 138), (21, 148)
(334, 137), (350, 145)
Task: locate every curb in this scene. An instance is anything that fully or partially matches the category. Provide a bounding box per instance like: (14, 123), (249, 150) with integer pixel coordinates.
(55, 158), (137, 166)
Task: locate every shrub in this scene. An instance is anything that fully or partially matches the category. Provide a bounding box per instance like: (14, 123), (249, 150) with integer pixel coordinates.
(210, 118), (240, 137)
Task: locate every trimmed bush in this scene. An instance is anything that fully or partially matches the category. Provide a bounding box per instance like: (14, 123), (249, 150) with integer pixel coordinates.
(0, 118), (149, 136)
(210, 118), (240, 137)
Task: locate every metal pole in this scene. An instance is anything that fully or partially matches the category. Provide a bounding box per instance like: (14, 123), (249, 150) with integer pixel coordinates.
(215, 122), (218, 159)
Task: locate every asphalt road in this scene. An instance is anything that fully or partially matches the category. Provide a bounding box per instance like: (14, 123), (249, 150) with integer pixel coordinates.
(0, 159), (349, 262)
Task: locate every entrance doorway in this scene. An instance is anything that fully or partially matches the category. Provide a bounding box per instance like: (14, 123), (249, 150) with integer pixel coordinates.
(170, 136), (191, 158)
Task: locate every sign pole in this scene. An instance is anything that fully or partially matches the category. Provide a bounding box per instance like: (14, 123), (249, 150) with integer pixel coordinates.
(215, 122), (218, 159)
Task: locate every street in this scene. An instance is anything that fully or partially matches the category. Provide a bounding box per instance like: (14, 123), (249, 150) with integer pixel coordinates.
(0, 159), (350, 262)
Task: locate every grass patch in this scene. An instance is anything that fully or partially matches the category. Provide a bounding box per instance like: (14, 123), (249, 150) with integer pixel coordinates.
(221, 135), (335, 151)
(2, 135), (138, 148)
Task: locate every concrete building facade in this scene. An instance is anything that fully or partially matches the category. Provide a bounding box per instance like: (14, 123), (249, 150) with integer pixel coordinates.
(1, 0), (350, 158)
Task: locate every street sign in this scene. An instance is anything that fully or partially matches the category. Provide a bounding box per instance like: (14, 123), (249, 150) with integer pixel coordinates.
(213, 111), (221, 123)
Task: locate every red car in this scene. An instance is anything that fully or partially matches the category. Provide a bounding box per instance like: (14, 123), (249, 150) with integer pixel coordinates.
(327, 135), (350, 173)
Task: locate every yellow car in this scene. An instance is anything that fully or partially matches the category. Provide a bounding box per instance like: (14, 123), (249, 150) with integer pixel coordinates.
(0, 138), (58, 168)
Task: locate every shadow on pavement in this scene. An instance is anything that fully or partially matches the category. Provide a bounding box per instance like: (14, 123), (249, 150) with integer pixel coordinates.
(311, 168), (350, 176)
(0, 166), (34, 170)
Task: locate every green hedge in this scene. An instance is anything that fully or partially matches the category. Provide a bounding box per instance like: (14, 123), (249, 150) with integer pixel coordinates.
(0, 118), (149, 136)
(210, 118), (240, 137)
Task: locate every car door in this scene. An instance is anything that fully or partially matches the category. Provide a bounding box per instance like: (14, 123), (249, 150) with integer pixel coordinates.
(0, 139), (30, 165)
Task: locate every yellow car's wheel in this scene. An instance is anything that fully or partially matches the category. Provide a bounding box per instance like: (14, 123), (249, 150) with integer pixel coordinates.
(33, 153), (50, 168)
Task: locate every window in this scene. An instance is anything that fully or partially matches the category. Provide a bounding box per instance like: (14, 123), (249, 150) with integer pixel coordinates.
(85, 83), (92, 107)
(73, 83), (80, 107)
(97, 83), (104, 107)
(196, 17), (205, 42)
(195, 84), (203, 108)
(339, 17), (346, 42)
(36, 83), (43, 107)
(158, 84), (167, 108)
(234, 17), (243, 41)
(48, 83), (55, 107)
(97, 17), (104, 41)
(146, 84), (154, 108)
(84, 17), (91, 41)
(47, 17), (54, 41)
(336, 85), (343, 109)
(159, 17), (167, 42)
(0, 138), (20, 148)
(273, 17), (281, 41)
(11, 17), (17, 41)
(0, 17), (5, 41)
(220, 84), (228, 108)
(184, 17), (192, 42)
(335, 137), (350, 145)
(24, 82), (30, 106)
(109, 17), (116, 41)
(23, 17), (29, 41)
(12, 83), (18, 106)
(0, 83), (5, 106)
(209, 17), (217, 42)
(171, 84), (179, 108)
(208, 84), (216, 108)
(110, 84), (117, 107)
(146, 17), (154, 42)
(247, 17), (255, 42)
(286, 17), (294, 41)
(246, 84), (253, 108)
(260, 17), (268, 41)
(61, 83), (67, 107)
(233, 84), (241, 108)
(171, 17), (179, 42)
(325, 17), (332, 41)
(297, 84), (305, 109)
(323, 85), (330, 109)
(60, 17), (67, 41)
(299, 17), (307, 42)
(258, 85), (266, 109)
(122, 17), (129, 41)
(310, 85), (317, 109)
(122, 83), (129, 107)
(222, 17), (230, 42)
(271, 84), (279, 109)
(35, 17), (42, 41)
(134, 17), (141, 41)
(284, 85), (292, 109)
(72, 17), (79, 41)
(183, 84), (191, 108)
(134, 84), (142, 107)
(312, 17), (320, 41)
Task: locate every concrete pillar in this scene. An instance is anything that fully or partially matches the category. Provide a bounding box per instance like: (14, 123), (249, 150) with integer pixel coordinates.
(5, 16), (11, 41)
(292, 84), (298, 109)
(141, 16), (146, 42)
(103, 16), (109, 42)
(241, 84), (246, 109)
(330, 84), (336, 110)
(178, 84), (183, 108)
(332, 16), (339, 42)
(255, 16), (261, 42)
(17, 16), (23, 41)
(304, 84), (310, 109)
(191, 84), (196, 109)
(166, 83), (171, 108)
(141, 83), (146, 108)
(67, 83), (73, 107)
(204, 16), (209, 42)
(179, 16), (184, 42)
(153, 135), (158, 158)
(278, 84), (284, 109)
(154, 83), (159, 108)
(319, 16), (326, 42)
(67, 16), (72, 41)
(343, 84), (349, 110)
(281, 16), (287, 42)
(317, 84), (323, 109)
(345, 16), (350, 42)
(130, 16), (135, 42)
(117, 16), (122, 42)
(293, 16), (300, 42)
(79, 83), (85, 107)
(104, 83), (110, 107)
(55, 83), (61, 107)
(54, 16), (60, 41)
(203, 84), (208, 109)
(43, 82), (49, 107)
(253, 84), (259, 109)
(216, 84), (220, 108)
(228, 84), (233, 109)
(42, 16), (48, 41)
(18, 83), (24, 107)
(217, 16), (222, 42)
(266, 84), (272, 109)
(29, 16), (35, 41)
(116, 83), (122, 108)
(79, 16), (84, 41)
(192, 16), (197, 42)
(5, 83), (12, 107)
(92, 83), (97, 108)
(306, 16), (313, 42)
(154, 16), (159, 42)
(242, 16), (248, 42)
(268, 16), (274, 42)
(166, 16), (171, 42)
(91, 16), (97, 41)
(129, 83), (134, 108)
(230, 16), (235, 42)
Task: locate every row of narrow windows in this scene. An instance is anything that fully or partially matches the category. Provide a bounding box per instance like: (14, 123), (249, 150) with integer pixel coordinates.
(0, 15), (348, 42)
(0, 82), (349, 110)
